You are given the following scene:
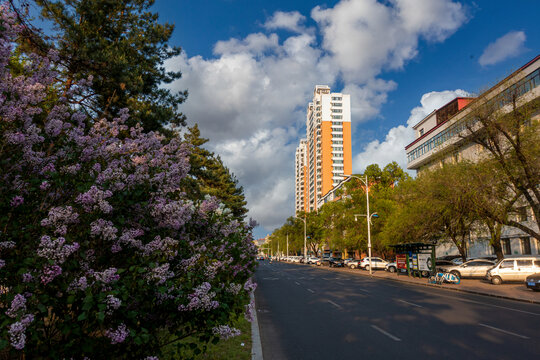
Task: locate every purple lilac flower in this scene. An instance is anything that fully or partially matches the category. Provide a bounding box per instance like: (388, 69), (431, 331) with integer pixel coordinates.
(68, 276), (88, 292)
(40, 206), (79, 235)
(22, 273), (33, 282)
(212, 325), (241, 340)
(105, 323), (129, 344)
(94, 268), (120, 284)
(178, 282), (219, 312)
(244, 297), (255, 322)
(147, 263), (174, 285)
(41, 264), (62, 284)
(5, 294), (26, 318)
(10, 196), (24, 207)
(0, 259), (5, 269)
(8, 314), (34, 350)
(39, 181), (50, 190)
(37, 235), (79, 264)
(106, 295), (122, 315)
(243, 278), (257, 292)
(90, 219), (118, 241)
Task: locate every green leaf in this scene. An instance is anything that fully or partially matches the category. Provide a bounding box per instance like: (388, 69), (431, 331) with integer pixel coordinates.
(77, 312), (87, 321)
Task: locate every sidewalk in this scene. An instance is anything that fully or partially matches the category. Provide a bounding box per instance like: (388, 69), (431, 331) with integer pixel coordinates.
(333, 266), (540, 304)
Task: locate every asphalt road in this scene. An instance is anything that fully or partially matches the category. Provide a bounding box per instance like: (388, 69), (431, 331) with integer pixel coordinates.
(254, 261), (540, 360)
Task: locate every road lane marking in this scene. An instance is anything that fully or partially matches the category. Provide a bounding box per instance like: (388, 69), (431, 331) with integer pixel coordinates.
(336, 281), (345, 286)
(326, 300), (342, 309)
(307, 288), (315, 293)
(295, 282), (300, 286)
(357, 288), (371, 293)
(434, 294), (540, 316)
(371, 325), (401, 341)
(398, 299), (423, 308)
(478, 323), (530, 339)
(262, 277), (279, 280)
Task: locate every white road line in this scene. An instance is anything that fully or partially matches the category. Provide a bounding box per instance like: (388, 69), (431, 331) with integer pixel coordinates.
(371, 325), (402, 341)
(336, 281), (345, 286)
(357, 288), (371, 293)
(326, 300), (342, 309)
(478, 323), (530, 339)
(434, 293), (540, 316)
(295, 281), (300, 285)
(398, 299), (423, 308)
(307, 288), (315, 293)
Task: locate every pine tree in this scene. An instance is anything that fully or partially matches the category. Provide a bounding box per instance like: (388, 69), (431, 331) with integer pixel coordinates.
(184, 125), (248, 219)
(17, 0), (187, 132)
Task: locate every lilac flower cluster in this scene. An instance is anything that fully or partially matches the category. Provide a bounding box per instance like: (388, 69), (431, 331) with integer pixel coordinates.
(244, 297), (255, 323)
(105, 323), (129, 345)
(143, 236), (178, 257)
(147, 263), (174, 285)
(212, 325), (241, 340)
(8, 314), (34, 350)
(40, 206), (79, 235)
(5, 294), (26, 318)
(40, 264), (62, 284)
(76, 186), (113, 214)
(10, 195), (24, 207)
(67, 276), (88, 292)
(94, 268), (120, 284)
(106, 295), (122, 315)
(178, 282), (219, 312)
(90, 219), (118, 241)
(37, 236), (79, 264)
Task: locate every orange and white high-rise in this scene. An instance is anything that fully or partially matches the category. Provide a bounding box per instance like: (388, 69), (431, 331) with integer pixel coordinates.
(295, 85), (352, 214)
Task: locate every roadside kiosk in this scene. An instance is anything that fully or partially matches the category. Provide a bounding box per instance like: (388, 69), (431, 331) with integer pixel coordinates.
(389, 242), (436, 278)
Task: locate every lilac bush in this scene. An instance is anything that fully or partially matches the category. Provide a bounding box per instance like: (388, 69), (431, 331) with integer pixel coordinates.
(0, 5), (257, 358)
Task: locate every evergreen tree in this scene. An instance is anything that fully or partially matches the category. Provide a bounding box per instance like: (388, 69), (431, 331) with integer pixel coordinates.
(14, 0), (186, 132)
(184, 125), (248, 219)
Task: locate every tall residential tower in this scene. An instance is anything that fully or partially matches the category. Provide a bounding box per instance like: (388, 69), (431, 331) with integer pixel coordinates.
(295, 85), (352, 213)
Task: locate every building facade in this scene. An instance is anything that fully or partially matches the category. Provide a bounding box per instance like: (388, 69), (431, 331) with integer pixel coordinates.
(405, 55), (540, 257)
(294, 139), (308, 213)
(299, 85), (352, 213)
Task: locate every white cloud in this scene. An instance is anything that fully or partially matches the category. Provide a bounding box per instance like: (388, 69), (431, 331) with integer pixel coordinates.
(166, 0), (469, 234)
(353, 89), (471, 173)
(479, 31), (527, 66)
(312, 0), (467, 82)
(263, 11), (307, 34)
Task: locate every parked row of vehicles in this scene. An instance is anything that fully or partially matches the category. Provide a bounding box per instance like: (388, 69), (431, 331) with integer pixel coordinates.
(263, 254), (540, 291)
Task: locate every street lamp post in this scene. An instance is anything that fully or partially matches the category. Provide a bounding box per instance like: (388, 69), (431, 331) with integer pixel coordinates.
(295, 216), (307, 263)
(345, 175), (377, 275)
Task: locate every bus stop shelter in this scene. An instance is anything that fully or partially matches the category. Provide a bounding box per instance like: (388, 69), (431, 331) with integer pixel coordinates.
(389, 242), (436, 277)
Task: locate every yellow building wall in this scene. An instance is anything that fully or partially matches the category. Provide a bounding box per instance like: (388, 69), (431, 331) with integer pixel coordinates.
(321, 121), (333, 196)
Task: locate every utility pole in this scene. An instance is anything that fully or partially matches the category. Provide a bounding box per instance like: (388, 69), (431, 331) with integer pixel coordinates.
(287, 233), (289, 258)
(277, 240), (280, 261)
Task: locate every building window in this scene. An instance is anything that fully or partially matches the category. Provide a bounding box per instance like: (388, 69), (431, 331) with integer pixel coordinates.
(333, 134), (343, 138)
(332, 102), (342, 107)
(332, 109), (342, 113)
(332, 121), (342, 125)
(516, 207), (528, 222)
(332, 97), (342, 101)
(332, 115), (343, 119)
(521, 237), (531, 254)
(419, 128), (424, 136)
(332, 140), (343, 144)
(502, 239), (511, 255)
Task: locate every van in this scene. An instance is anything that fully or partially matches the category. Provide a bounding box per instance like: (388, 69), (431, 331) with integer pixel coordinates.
(486, 255), (540, 285)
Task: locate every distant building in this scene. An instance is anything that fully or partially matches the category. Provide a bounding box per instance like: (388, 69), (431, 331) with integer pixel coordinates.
(295, 139), (308, 213)
(296, 85), (352, 213)
(405, 55), (540, 257)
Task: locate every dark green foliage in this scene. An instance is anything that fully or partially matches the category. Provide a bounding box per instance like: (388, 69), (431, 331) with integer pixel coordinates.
(184, 125), (248, 219)
(30, 0), (187, 132)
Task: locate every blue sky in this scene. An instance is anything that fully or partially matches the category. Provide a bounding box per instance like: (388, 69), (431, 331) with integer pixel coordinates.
(152, 0), (540, 239)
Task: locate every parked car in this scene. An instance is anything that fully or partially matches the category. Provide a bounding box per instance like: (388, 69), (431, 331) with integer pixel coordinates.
(437, 255), (462, 261)
(347, 259), (362, 269)
(486, 256), (540, 285)
(343, 258), (354, 266)
(359, 257), (388, 271)
(446, 259), (496, 279)
(257, 255), (265, 261)
(306, 256), (320, 264)
(435, 260), (455, 272)
(451, 257), (470, 265)
(525, 273), (540, 292)
(320, 257), (344, 267)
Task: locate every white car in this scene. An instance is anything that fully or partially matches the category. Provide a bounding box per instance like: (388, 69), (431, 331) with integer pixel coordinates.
(446, 259), (495, 279)
(306, 257), (320, 264)
(359, 257), (388, 271)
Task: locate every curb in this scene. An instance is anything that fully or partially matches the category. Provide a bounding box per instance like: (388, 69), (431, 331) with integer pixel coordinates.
(250, 292), (264, 360)
(308, 263), (540, 305)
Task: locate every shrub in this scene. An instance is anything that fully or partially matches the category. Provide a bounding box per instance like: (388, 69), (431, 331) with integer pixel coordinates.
(0, 5), (257, 359)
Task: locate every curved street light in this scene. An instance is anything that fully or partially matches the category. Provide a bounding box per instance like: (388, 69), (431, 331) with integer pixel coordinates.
(345, 175), (376, 275)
